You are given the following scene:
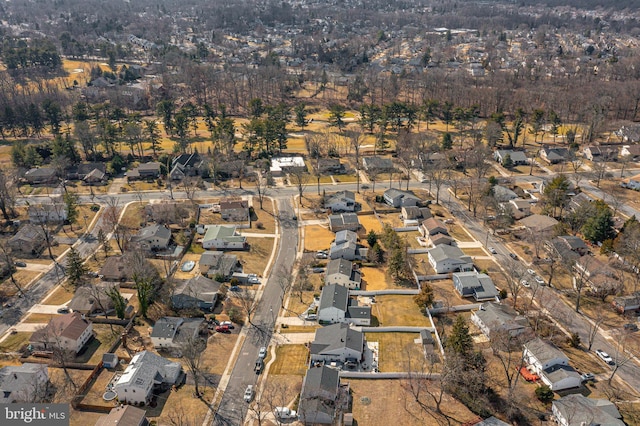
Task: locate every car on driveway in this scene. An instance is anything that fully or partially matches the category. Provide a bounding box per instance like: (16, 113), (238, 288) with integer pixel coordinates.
(220, 321), (235, 329)
(580, 373), (595, 382)
(255, 358), (264, 374)
(244, 385), (254, 402)
(596, 349), (615, 366)
(216, 325), (231, 333)
(534, 276), (546, 285)
(14, 261), (26, 268)
(275, 407), (297, 420)
(230, 286), (241, 292)
(488, 247), (497, 254)
(316, 252), (328, 259)
(258, 346), (267, 358)
(57, 307), (70, 314)
(311, 267), (325, 274)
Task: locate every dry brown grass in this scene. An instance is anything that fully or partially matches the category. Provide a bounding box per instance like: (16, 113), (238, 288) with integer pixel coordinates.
(461, 247), (488, 257)
(365, 332), (422, 372)
(268, 344), (309, 376)
(236, 236), (275, 275)
(358, 214), (384, 234)
(349, 379), (477, 426)
(447, 223), (475, 242)
(173, 252), (201, 280)
(43, 285), (74, 305)
(248, 199), (277, 234)
(360, 267), (394, 291)
(23, 313), (59, 323)
(377, 213), (404, 228)
(303, 225), (334, 252)
(0, 332), (32, 352)
(373, 295), (432, 327)
(0, 270), (41, 296)
(201, 333), (240, 375)
(429, 279), (473, 307)
(150, 385), (213, 425)
(285, 291), (316, 317)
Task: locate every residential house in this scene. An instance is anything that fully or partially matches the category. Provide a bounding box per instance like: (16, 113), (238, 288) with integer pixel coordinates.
(99, 256), (131, 282)
(620, 144), (640, 160)
(83, 168), (107, 185)
(201, 225), (247, 250)
(310, 323), (365, 364)
(318, 158), (344, 174)
(552, 394), (624, 426)
(421, 218), (448, 237)
(567, 192), (594, 212)
(430, 233), (454, 246)
(325, 258), (361, 290)
(471, 302), (530, 338)
(219, 199), (250, 222)
(492, 185), (518, 202)
(317, 284), (371, 326)
(494, 149), (528, 165)
(171, 276), (222, 311)
(362, 156), (393, 172)
(28, 198), (67, 224)
(583, 145), (618, 162)
(615, 125), (640, 143)
(150, 317), (205, 350)
(575, 255), (620, 294)
(383, 188), (420, 208)
(66, 162), (107, 181)
(519, 214), (559, 233)
(503, 198), (532, 219)
(68, 283), (120, 315)
(522, 338), (581, 391)
(0, 363), (49, 403)
(401, 206), (431, 221)
(329, 230), (367, 261)
(324, 191), (356, 212)
(475, 417), (511, 426)
(621, 173), (640, 190)
(453, 272), (499, 301)
(328, 213), (360, 232)
(547, 236), (589, 257)
(130, 224), (171, 251)
(198, 251), (239, 279)
(428, 245), (474, 274)
(612, 292), (640, 313)
(170, 152), (204, 180)
(114, 351), (183, 405)
(8, 224), (47, 255)
(24, 167), (57, 184)
(30, 312), (93, 354)
(126, 162), (161, 181)
(270, 156), (306, 177)
(540, 146), (570, 164)
(299, 366), (345, 425)
(96, 406), (149, 426)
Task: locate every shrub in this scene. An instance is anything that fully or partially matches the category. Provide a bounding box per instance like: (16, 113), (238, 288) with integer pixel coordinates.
(567, 332), (581, 348)
(535, 385), (554, 403)
(228, 307), (242, 324)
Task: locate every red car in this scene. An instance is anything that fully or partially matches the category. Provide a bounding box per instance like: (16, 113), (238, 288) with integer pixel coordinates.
(216, 325), (230, 333)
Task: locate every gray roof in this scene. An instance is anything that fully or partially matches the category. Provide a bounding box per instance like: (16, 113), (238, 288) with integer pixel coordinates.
(132, 224), (171, 242)
(68, 283), (117, 313)
(96, 406), (148, 426)
(384, 188), (419, 201)
(454, 272), (499, 300)
(475, 302), (529, 334)
(519, 214), (559, 232)
(102, 353), (118, 364)
(151, 317), (183, 339)
(326, 190), (355, 205)
(116, 351), (182, 391)
(329, 213), (360, 229)
(9, 224), (46, 244)
(543, 363), (581, 384)
(347, 304), (371, 319)
(310, 323), (363, 356)
(326, 258), (354, 278)
(25, 167), (56, 178)
(199, 251), (238, 275)
(319, 284), (349, 313)
(302, 365), (340, 399)
(524, 338), (567, 366)
(428, 245), (471, 264)
(334, 230), (357, 245)
(0, 363), (48, 403)
(553, 394), (624, 426)
(559, 235), (588, 251)
(496, 149), (528, 163)
(172, 276), (222, 306)
(137, 162), (161, 172)
(363, 156), (393, 170)
(492, 185), (518, 202)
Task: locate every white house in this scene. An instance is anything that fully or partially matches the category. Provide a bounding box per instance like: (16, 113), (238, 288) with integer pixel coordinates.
(201, 225), (247, 250)
(621, 173), (640, 190)
(505, 198), (532, 219)
(329, 230), (367, 261)
(325, 191), (356, 212)
(317, 284), (371, 326)
(130, 224), (171, 251)
(522, 338), (581, 391)
(552, 394), (624, 426)
(29, 312), (93, 354)
(325, 258), (362, 289)
(383, 188), (420, 208)
(270, 156), (305, 177)
(328, 213), (360, 232)
(0, 363), (49, 403)
(309, 323), (364, 363)
(428, 245), (474, 274)
(114, 351), (183, 405)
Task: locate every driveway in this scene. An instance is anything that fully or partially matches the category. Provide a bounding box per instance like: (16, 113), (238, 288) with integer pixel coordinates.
(12, 323), (45, 332)
(22, 263), (53, 273)
(28, 304), (67, 314)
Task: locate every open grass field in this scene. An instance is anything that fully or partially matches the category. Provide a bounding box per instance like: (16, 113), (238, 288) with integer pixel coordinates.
(149, 384), (214, 425)
(461, 247), (488, 257)
(349, 379), (477, 426)
(360, 266), (394, 291)
(357, 214), (384, 234)
(268, 344), (309, 376)
(373, 295), (432, 327)
(447, 223), (475, 242)
(236, 236), (274, 275)
(248, 198), (277, 234)
(365, 332), (423, 372)
(303, 225), (334, 252)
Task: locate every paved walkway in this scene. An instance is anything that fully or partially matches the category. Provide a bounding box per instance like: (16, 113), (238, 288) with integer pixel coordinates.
(275, 332), (315, 344)
(22, 263), (53, 273)
(456, 241), (484, 248)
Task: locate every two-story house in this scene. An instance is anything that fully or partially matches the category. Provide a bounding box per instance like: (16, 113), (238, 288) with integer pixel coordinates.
(317, 284), (371, 326)
(30, 312), (94, 354)
(522, 338), (581, 391)
(325, 259), (361, 290)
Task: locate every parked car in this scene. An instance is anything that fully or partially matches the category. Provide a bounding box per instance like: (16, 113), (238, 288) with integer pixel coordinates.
(443, 219), (454, 224)
(596, 349), (615, 366)
(316, 252), (328, 259)
(56, 307), (70, 314)
(311, 268), (325, 274)
(534, 276), (546, 285)
(247, 274), (261, 284)
(14, 261), (27, 268)
(305, 314), (318, 321)
(216, 325), (231, 333)
(220, 321), (235, 329)
(254, 358), (264, 374)
(258, 346), (267, 359)
(520, 279), (530, 288)
(623, 323), (638, 332)
(527, 269), (536, 275)
(275, 407), (297, 420)
(509, 253), (518, 260)
(230, 286), (241, 292)
(488, 247), (497, 254)
(580, 373), (595, 382)
(244, 385), (254, 403)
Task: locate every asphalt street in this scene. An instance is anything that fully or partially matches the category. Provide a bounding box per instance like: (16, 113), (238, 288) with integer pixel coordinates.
(212, 198), (298, 426)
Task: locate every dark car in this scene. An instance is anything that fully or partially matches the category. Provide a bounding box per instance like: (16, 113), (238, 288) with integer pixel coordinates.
(230, 286), (241, 292)
(255, 358), (264, 374)
(623, 323), (638, 332)
(57, 307), (70, 314)
(509, 253), (518, 260)
(14, 261), (26, 268)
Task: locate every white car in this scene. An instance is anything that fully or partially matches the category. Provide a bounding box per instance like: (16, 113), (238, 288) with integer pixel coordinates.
(244, 385), (254, 402)
(489, 247), (497, 254)
(596, 349), (615, 366)
(247, 274), (261, 284)
(534, 276), (546, 285)
(258, 346), (267, 358)
(527, 269), (536, 275)
(275, 407), (297, 420)
(520, 279), (530, 288)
